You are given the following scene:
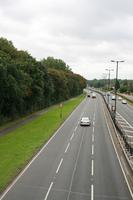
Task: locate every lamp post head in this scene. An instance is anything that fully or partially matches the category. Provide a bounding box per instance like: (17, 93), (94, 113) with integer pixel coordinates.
(111, 60), (124, 63)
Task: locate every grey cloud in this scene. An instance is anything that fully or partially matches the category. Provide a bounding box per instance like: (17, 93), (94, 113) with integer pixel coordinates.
(0, 0), (133, 79)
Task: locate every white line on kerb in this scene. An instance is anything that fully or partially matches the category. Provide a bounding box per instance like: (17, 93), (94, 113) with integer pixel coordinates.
(56, 158), (63, 174)
(44, 182), (53, 200)
(91, 184), (94, 200)
(65, 143), (70, 153)
(70, 133), (74, 141)
(92, 144), (94, 155)
(91, 160), (94, 176)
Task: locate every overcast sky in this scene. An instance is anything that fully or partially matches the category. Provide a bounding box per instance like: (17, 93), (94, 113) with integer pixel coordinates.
(0, 0), (133, 79)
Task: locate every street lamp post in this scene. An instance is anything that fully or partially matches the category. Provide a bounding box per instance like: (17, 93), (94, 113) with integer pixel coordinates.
(102, 73), (107, 94)
(111, 60), (124, 122)
(105, 68), (114, 106)
(105, 68), (114, 91)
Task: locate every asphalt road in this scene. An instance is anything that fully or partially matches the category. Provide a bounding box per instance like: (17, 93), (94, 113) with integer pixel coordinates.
(116, 101), (133, 127)
(0, 94), (132, 200)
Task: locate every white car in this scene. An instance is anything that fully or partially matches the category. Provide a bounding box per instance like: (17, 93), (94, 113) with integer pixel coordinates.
(80, 117), (91, 126)
(122, 100), (127, 104)
(112, 95), (116, 100)
(92, 93), (96, 98)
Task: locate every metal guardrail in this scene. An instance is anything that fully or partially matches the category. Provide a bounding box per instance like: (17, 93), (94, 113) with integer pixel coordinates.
(90, 88), (133, 156)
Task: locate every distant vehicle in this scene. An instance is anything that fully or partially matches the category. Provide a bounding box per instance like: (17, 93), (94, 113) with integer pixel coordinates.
(87, 93), (90, 97)
(118, 96), (122, 100)
(122, 100), (127, 104)
(111, 95), (116, 100)
(80, 117), (91, 126)
(92, 93), (96, 98)
(107, 92), (110, 96)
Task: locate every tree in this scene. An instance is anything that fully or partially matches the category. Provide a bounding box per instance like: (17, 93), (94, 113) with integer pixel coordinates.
(42, 57), (71, 72)
(0, 37), (86, 123)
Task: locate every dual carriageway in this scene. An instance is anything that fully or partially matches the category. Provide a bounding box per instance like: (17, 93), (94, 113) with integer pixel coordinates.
(0, 91), (133, 200)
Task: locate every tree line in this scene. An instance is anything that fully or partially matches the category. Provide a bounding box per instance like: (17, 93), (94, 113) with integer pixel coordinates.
(88, 79), (133, 93)
(0, 38), (86, 123)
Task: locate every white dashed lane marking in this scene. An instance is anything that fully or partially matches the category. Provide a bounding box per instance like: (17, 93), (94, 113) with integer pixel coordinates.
(65, 143), (70, 153)
(92, 134), (94, 143)
(92, 144), (94, 155)
(91, 160), (94, 176)
(91, 184), (94, 200)
(56, 158), (63, 174)
(44, 182), (53, 200)
(70, 133), (74, 141)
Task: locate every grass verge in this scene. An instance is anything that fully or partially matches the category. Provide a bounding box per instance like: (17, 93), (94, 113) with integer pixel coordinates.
(0, 94), (85, 193)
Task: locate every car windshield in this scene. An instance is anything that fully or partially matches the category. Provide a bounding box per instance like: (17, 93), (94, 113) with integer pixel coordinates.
(82, 117), (89, 121)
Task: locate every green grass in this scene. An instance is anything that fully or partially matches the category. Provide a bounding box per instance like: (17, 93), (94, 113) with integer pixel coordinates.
(0, 94), (85, 192)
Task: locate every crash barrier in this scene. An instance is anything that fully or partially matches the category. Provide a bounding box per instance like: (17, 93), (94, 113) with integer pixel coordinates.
(89, 89), (133, 156)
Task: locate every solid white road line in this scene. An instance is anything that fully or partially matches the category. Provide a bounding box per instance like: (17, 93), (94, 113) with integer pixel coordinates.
(56, 158), (63, 174)
(92, 144), (94, 155)
(44, 182), (53, 200)
(91, 184), (94, 200)
(93, 127), (95, 133)
(70, 133), (74, 141)
(91, 160), (94, 176)
(65, 143), (70, 153)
